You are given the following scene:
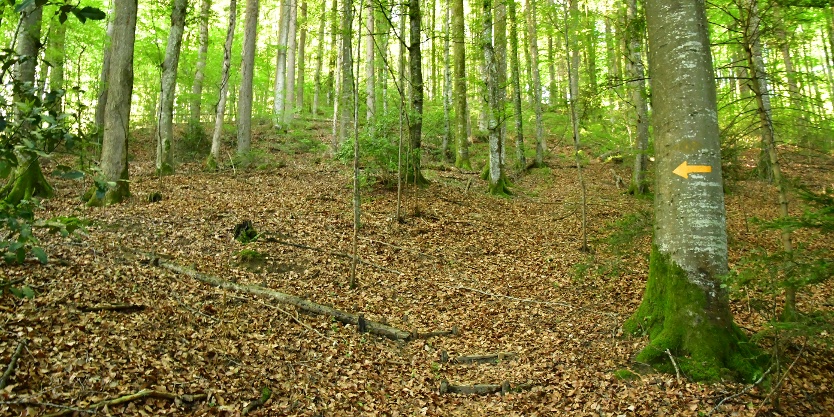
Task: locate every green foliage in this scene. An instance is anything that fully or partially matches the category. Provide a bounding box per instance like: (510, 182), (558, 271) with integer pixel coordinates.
(335, 114), (401, 186)
(233, 149), (285, 171)
(233, 220), (258, 244)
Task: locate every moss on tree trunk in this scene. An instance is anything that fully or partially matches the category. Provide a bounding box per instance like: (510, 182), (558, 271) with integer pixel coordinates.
(624, 247), (763, 382)
(1, 159), (54, 205)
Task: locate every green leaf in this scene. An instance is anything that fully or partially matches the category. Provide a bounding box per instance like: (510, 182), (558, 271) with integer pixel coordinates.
(31, 247), (47, 264)
(73, 6), (106, 23)
(10, 285), (36, 299)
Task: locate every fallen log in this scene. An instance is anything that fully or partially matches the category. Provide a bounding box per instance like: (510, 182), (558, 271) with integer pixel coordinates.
(43, 389), (207, 417)
(0, 338), (26, 389)
(439, 380), (533, 396)
(77, 303), (146, 313)
(440, 350), (516, 365)
(158, 260), (415, 341)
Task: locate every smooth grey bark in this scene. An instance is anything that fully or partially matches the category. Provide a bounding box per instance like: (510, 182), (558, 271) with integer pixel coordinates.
(94, 2), (116, 134)
(527, 0), (544, 167)
(155, 0), (187, 175)
(283, 0), (297, 126)
(237, 0), (259, 154)
(296, 1), (307, 111)
(452, 0), (470, 169)
(494, 0), (507, 152)
(625, 0), (649, 194)
(189, 0), (211, 132)
(441, 1), (452, 161)
(365, 0), (375, 122)
(483, 0), (507, 194)
(273, 0), (291, 128)
(209, 0), (237, 165)
(312, 0), (326, 115)
(91, 0), (137, 205)
(508, 0), (524, 168)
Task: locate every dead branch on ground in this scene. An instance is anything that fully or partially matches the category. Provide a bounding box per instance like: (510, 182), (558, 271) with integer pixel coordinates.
(438, 380), (533, 395)
(440, 350), (516, 365)
(42, 389), (207, 417)
(77, 303), (146, 313)
(0, 338), (27, 389)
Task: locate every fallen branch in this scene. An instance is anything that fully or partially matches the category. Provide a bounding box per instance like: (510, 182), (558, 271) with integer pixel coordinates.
(264, 236), (403, 275)
(43, 389), (207, 417)
(242, 387), (272, 415)
(0, 278), (25, 288)
(440, 350), (516, 365)
(708, 364), (773, 416)
(665, 349), (681, 382)
(77, 303), (146, 313)
(0, 400), (88, 415)
(0, 338), (27, 389)
(157, 260), (419, 341)
(439, 380), (533, 395)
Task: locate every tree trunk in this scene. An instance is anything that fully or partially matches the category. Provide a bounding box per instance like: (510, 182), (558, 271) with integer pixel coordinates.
(2, 4), (53, 205)
(45, 18), (66, 113)
(547, 34), (557, 106)
(312, 0), (326, 115)
(208, 0), (237, 168)
(508, 0), (524, 169)
(365, 1), (375, 123)
(236, 0), (259, 154)
(408, 0), (426, 184)
(338, 0), (354, 146)
(189, 0), (211, 137)
(273, 0), (290, 128)
(624, 0), (759, 381)
(527, 0), (544, 167)
(583, 5), (598, 108)
(625, 0), (649, 195)
(494, 0), (507, 155)
(155, 0), (187, 175)
(483, 0), (507, 195)
(296, 1), (307, 112)
(94, 2), (116, 136)
(452, 0), (470, 169)
(88, 0), (137, 206)
(565, 0), (587, 251)
(441, 2), (452, 161)
(283, 0), (298, 127)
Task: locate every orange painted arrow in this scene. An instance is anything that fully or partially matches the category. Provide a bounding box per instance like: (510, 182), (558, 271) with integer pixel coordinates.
(673, 161), (712, 179)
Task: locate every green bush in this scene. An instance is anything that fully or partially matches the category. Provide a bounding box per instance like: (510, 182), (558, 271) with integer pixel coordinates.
(336, 114), (402, 186)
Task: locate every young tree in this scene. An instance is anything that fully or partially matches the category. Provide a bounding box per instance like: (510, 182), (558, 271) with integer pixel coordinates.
(296, 1), (307, 111)
(283, 0), (297, 127)
(273, 0), (291, 128)
(451, 0), (471, 169)
(508, 0), (524, 168)
(1, 4), (52, 205)
(623, 0), (759, 381)
(483, 0), (508, 194)
(441, 1), (452, 161)
(365, 0), (374, 122)
(312, 0), (326, 115)
(237, 0), (259, 154)
(88, 0), (138, 206)
(189, 0), (212, 137)
(625, 0), (649, 194)
(208, 0), (237, 168)
(155, 0), (188, 175)
(527, 0), (544, 167)
(408, 0), (426, 184)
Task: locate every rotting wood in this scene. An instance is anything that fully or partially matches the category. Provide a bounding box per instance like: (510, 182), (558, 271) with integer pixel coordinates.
(242, 386), (271, 415)
(42, 389), (207, 417)
(77, 303), (146, 313)
(263, 236), (403, 275)
(0, 338), (26, 389)
(157, 260), (419, 341)
(440, 350), (516, 365)
(439, 380), (533, 395)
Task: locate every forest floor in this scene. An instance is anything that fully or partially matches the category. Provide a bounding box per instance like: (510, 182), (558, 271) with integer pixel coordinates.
(1, 119), (834, 416)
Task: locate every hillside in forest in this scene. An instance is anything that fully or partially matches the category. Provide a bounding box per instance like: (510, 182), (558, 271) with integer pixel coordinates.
(1, 120), (832, 416)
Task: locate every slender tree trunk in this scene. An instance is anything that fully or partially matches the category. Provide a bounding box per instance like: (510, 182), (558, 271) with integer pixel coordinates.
(565, 0), (586, 250)
(508, 0), (524, 168)
(155, 0), (187, 175)
(208, 0), (237, 167)
(296, 1), (307, 111)
(522, 8), (534, 107)
(548, 34), (557, 106)
(189, 0), (211, 137)
(283, 0), (298, 127)
(274, 0), (290, 128)
(626, 0), (649, 194)
(312, 0), (326, 115)
(45, 18), (66, 113)
(408, 0), (426, 184)
(397, 2), (406, 219)
(339, 0), (355, 146)
(441, 1), (452, 161)
(88, 0), (137, 206)
(494, 0), (507, 155)
(237, 0), (259, 154)
(527, 0), (544, 167)
(483, 0), (507, 194)
(365, 0), (375, 123)
(328, 0), (338, 107)
(452, 0), (470, 169)
(584, 5), (598, 106)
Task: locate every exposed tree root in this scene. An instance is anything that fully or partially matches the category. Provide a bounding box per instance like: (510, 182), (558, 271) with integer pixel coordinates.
(156, 259), (443, 341)
(77, 303), (146, 313)
(0, 338), (26, 389)
(42, 389), (207, 417)
(438, 380), (533, 395)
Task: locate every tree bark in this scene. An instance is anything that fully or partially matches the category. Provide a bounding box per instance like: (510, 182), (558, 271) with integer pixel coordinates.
(155, 0), (187, 175)
(189, 0), (211, 136)
(625, 0), (649, 195)
(527, 0), (544, 167)
(236, 0), (259, 154)
(365, 0), (375, 123)
(508, 0), (524, 168)
(312, 0), (326, 115)
(94, 2), (116, 136)
(296, 1), (307, 111)
(274, 0), (291, 128)
(624, 0), (760, 381)
(452, 0), (470, 169)
(483, 0), (507, 194)
(208, 0), (237, 167)
(441, 1), (452, 161)
(45, 18), (66, 113)
(283, 0), (297, 127)
(88, 0), (137, 206)
(408, 0), (426, 184)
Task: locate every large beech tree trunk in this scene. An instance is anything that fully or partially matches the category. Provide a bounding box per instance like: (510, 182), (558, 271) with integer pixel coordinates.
(155, 0), (187, 175)
(237, 0), (259, 154)
(88, 0), (137, 206)
(482, 0), (508, 195)
(208, 0), (237, 167)
(623, 0), (760, 382)
(451, 0), (470, 169)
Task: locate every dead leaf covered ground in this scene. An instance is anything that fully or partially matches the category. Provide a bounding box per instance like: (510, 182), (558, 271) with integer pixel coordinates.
(1, 122), (833, 416)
